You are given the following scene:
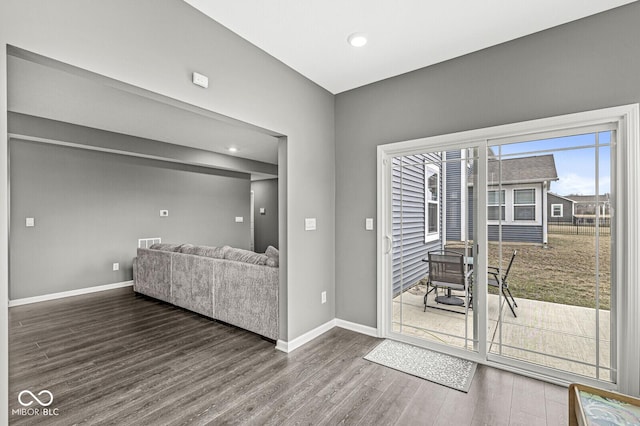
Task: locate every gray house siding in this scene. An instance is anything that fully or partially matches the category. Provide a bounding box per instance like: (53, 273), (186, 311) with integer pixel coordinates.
(392, 153), (442, 296)
(488, 225), (543, 242)
(445, 150), (462, 241)
(547, 193), (574, 223)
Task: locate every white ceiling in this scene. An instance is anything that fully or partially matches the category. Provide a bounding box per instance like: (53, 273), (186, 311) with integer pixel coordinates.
(185, 0), (636, 94)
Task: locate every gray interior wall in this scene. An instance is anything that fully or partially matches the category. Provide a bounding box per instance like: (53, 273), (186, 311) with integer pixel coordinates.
(277, 137), (288, 340)
(0, 0), (336, 349)
(9, 138), (251, 300)
(252, 179), (278, 253)
(335, 2), (640, 327)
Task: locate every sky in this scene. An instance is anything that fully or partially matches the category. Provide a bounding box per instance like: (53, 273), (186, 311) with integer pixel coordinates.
(491, 131), (611, 196)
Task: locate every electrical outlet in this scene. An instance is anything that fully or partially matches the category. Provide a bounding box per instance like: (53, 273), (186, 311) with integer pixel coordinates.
(112, 262), (119, 271)
(321, 291), (327, 304)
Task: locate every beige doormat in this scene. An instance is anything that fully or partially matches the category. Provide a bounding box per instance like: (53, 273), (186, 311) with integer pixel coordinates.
(364, 339), (477, 392)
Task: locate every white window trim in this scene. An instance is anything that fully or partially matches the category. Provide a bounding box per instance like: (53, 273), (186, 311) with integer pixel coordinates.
(425, 163), (440, 243)
(513, 187), (537, 222)
(487, 184), (542, 226)
(551, 203), (563, 217)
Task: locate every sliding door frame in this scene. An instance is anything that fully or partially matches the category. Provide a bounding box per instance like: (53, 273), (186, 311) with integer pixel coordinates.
(378, 141), (488, 362)
(377, 104), (640, 394)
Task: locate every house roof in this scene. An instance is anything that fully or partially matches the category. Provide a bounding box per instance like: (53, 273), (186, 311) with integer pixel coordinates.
(548, 192), (576, 203)
(565, 194), (610, 203)
(486, 154), (559, 185)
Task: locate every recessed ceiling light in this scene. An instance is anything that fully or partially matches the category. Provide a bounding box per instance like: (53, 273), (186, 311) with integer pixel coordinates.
(228, 147), (238, 153)
(347, 33), (367, 48)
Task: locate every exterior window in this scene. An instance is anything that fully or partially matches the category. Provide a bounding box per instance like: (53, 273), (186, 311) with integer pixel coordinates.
(425, 165), (439, 241)
(514, 188), (535, 220)
(551, 204), (563, 217)
(488, 189), (505, 221)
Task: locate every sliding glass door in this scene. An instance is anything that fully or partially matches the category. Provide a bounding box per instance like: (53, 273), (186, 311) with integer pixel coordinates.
(378, 105), (636, 388)
(487, 128), (615, 383)
(388, 147), (481, 355)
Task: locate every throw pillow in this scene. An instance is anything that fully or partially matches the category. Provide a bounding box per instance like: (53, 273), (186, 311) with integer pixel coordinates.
(265, 245), (279, 267)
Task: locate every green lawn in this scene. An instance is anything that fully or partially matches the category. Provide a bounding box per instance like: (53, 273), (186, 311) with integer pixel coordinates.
(485, 233), (611, 310)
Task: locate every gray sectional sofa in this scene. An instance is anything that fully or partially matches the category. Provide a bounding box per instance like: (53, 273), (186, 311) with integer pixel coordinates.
(134, 243), (279, 340)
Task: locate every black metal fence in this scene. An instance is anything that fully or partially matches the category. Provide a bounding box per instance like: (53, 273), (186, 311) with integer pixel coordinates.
(548, 219), (611, 236)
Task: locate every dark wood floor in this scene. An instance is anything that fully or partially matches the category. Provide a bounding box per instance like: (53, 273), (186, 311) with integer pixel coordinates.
(9, 287), (568, 425)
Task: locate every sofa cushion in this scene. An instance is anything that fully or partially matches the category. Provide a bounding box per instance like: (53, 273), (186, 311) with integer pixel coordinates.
(265, 245), (279, 258)
(180, 244), (227, 259)
(178, 245), (199, 255)
(149, 243), (184, 252)
(224, 247), (268, 265)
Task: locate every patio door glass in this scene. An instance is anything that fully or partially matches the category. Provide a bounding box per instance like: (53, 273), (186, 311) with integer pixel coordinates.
(390, 148), (479, 353)
(380, 106), (637, 389)
(487, 129), (616, 383)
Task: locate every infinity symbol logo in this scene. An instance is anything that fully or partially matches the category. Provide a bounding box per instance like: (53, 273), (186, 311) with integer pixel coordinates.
(18, 390), (54, 407)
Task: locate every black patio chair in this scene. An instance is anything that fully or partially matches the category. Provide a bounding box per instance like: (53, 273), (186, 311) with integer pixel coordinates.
(423, 250), (471, 312)
(488, 249), (518, 317)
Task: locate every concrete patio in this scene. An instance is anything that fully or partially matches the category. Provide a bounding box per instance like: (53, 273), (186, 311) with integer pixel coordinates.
(393, 285), (612, 381)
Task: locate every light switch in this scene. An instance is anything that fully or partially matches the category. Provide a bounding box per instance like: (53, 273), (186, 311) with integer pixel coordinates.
(159, 210), (169, 217)
(365, 218), (374, 231)
(25, 217), (35, 227)
(305, 218), (317, 231)
(260, 208), (266, 215)
(235, 216), (244, 223)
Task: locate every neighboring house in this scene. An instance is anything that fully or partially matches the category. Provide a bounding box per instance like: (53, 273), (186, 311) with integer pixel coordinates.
(547, 193), (575, 223)
(446, 153), (559, 245)
(565, 194), (611, 224)
(485, 154), (559, 244)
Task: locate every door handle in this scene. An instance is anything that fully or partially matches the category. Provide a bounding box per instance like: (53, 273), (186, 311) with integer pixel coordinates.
(384, 236), (392, 254)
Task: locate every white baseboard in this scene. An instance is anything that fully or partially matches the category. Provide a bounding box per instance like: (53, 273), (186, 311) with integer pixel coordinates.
(335, 318), (379, 337)
(8, 281), (134, 307)
(275, 318), (379, 353)
(275, 319), (336, 353)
